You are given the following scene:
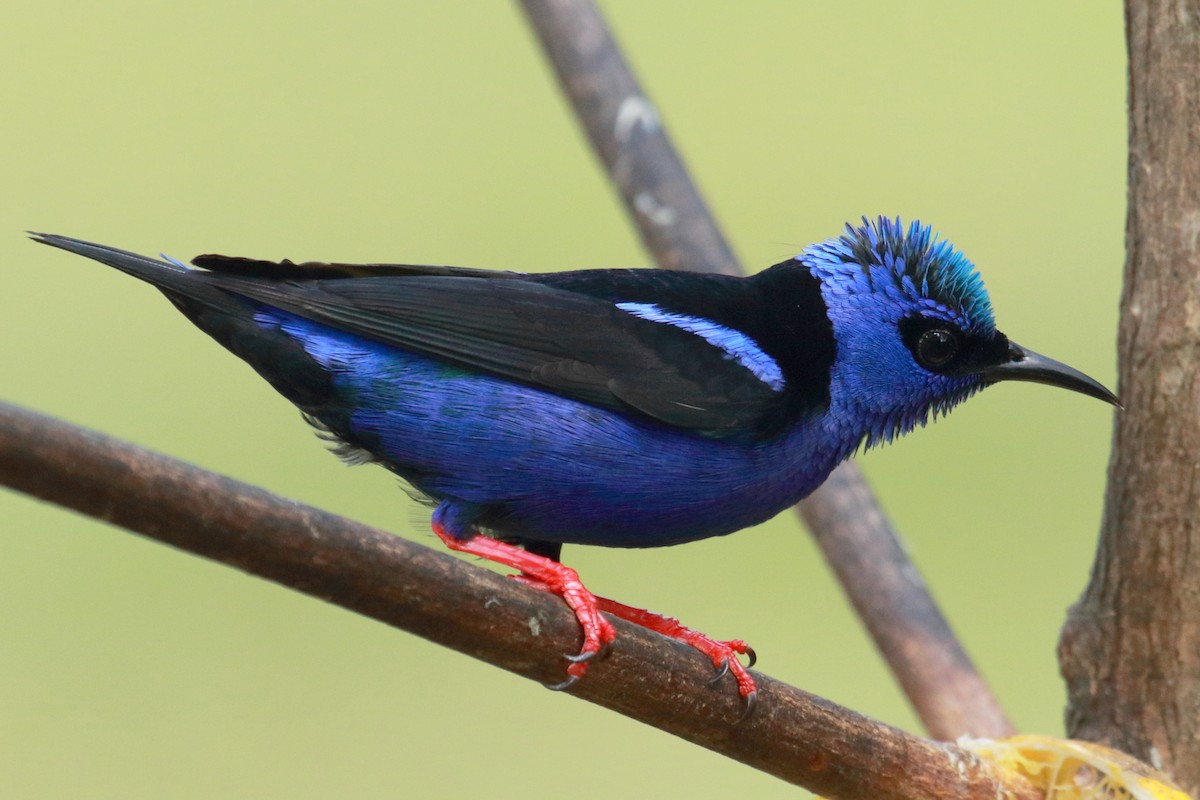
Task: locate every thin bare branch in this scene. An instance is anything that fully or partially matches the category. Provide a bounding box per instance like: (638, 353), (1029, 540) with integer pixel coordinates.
(799, 466), (1015, 738)
(0, 400), (1038, 800)
(518, 0), (739, 276)
(517, 0), (1012, 740)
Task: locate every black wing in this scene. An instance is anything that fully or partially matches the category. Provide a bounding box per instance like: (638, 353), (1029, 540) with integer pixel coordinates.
(193, 255), (793, 435)
(32, 235), (827, 437)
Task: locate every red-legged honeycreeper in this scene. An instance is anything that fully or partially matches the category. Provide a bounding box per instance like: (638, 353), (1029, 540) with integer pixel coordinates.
(31, 217), (1117, 704)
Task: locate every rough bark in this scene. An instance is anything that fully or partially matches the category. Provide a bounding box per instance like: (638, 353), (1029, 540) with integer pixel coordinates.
(1059, 1), (1200, 791)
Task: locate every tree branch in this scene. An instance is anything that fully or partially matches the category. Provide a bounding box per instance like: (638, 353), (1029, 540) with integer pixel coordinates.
(1060, 0), (1200, 792)
(518, 0), (1011, 740)
(799, 467), (1014, 740)
(0, 400), (1038, 800)
(518, 0), (739, 276)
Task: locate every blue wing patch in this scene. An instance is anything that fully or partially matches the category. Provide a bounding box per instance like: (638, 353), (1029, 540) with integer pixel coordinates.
(616, 302), (786, 392)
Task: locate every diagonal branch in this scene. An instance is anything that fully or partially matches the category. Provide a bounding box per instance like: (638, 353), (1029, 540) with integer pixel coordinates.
(798, 466), (1014, 739)
(0, 400), (1037, 800)
(518, 0), (1012, 739)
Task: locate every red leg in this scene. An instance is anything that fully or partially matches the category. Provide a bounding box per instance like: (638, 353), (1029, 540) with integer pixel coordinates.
(433, 521), (757, 705)
(432, 521), (615, 689)
(593, 597), (758, 702)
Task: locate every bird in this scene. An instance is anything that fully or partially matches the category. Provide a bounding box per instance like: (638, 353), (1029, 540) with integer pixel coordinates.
(31, 217), (1118, 705)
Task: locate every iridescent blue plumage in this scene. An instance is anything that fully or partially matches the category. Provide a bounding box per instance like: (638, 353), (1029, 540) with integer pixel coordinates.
(31, 219), (1117, 699)
(813, 217), (994, 331)
(804, 217), (1001, 448)
(255, 304), (826, 547)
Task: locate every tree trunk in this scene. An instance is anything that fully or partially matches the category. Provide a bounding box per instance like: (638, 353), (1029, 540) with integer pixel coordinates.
(1059, 1), (1200, 791)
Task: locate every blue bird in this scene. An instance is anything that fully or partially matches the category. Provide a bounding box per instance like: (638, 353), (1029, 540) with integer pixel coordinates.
(31, 218), (1117, 703)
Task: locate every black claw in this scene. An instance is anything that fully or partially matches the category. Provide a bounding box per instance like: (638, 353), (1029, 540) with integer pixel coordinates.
(737, 690), (758, 723)
(545, 674), (580, 692)
(563, 639), (613, 663)
(744, 646), (757, 669)
(709, 659), (730, 685)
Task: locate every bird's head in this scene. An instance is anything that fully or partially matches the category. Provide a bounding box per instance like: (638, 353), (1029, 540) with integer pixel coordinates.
(802, 217), (1117, 449)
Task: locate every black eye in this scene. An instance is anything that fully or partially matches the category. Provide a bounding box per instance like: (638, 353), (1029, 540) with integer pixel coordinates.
(899, 316), (971, 372)
(916, 328), (960, 369)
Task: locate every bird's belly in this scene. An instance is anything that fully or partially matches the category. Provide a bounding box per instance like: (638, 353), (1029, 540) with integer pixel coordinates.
(268, 313), (838, 547)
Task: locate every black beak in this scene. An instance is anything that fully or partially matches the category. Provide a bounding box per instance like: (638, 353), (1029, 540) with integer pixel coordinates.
(981, 341), (1120, 407)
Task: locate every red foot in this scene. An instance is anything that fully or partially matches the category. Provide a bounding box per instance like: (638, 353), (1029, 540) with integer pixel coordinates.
(432, 523), (756, 707)
(594, 597), (758, 704)
(433, 523), (615, 688)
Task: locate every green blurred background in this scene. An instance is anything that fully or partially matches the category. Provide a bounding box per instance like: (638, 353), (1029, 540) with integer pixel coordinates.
(2, 2), (1124, 798)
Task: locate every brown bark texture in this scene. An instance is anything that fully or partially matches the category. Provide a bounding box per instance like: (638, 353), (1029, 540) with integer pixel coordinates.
(1060, 0), (1200, 791)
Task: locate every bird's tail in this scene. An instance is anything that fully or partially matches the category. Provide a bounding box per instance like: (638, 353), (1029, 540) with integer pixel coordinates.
(30, 232), (341, 411)
(29, 232), (228, 306)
